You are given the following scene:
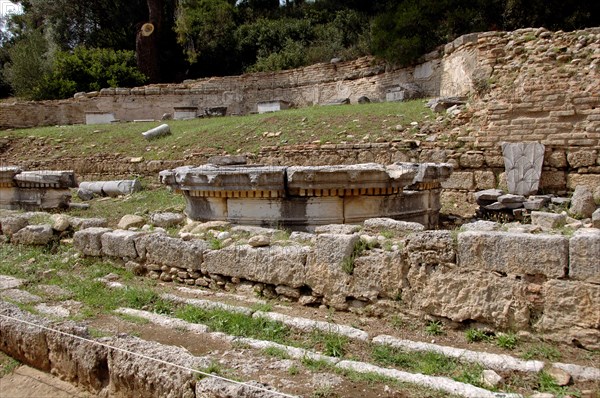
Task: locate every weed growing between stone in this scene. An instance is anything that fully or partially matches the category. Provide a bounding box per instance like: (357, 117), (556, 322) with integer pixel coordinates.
(465, 328), (492, 343)
(522, 344), (562, 361)
(0, 352), (20, 377)
(425, 320), (444, 336)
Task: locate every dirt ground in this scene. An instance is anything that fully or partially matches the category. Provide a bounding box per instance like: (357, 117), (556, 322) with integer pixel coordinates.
(0, 365), (93, 398)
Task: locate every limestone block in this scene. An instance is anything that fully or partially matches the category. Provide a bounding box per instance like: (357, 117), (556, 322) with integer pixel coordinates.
(51, 214), (71, 232)
(501, 142), (545, 196)
(350, 251), (406, 301)
(79, 180), (142, 197)
(569, 185), (596, 218)
(0, 215), (28, 236)
(202, 244), (310, 288)
(530, 211), (566, 229)
(567, 150), (597, 168)
(457, 231), (568, 278)
(101, 230), (143, 259)
(539, 171), (566, 191)
(14, 170), (77, 188)
(567, 174), (600, 201)
(593, 209), (600, 229)
(363, 218), (424, 233)
(11, 224), (54, 245)
(546, 151), (567, 168)
(461, 221), (501, 232)
(314, 224), (362, 235)
(537, 280), (600, 350)
(0, 166), (21, 185)
(73, 227), (113, 256)
(69, 217), (108, 230)
(118, 214), (145, 230)
(142, 234), (207, 270)
(184, 197), (228, 221)
(474, 171), (496, 190)
(149, 212), (185, 228)
(306, 234), (359, 306)
(441, 171), (474, 190)
(416, 270), (530, 329)
(569, 230), (600, 282)
(459, 152), (484, 168)
(404, 231), (456, 268)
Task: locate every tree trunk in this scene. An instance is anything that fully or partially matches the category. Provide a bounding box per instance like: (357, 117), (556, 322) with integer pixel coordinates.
(136, 0), (163, 83)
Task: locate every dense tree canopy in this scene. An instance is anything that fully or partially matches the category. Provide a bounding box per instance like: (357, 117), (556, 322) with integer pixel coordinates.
(1, 0), (598, 99)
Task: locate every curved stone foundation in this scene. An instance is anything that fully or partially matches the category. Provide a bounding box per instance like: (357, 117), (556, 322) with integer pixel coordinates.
(160, 162), (452, 229)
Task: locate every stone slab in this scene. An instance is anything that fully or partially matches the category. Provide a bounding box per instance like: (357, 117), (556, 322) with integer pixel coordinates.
(501, 142), (545, 196)
(569, 230), (600, 282)
(457, 231), (568, 278)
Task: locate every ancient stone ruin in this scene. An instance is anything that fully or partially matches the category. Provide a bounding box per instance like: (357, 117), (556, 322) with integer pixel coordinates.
(0, 167), (77, 210)
(160, 162), (452, 230)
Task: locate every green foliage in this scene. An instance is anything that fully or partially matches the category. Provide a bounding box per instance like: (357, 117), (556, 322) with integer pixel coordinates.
(522, 344), (562, 361)
(311, 330), (348, 358)
(263, 346), (290, 359)
(371, 345), (457, 375)
(496, 332), (518, 350)
(425, 320), (445, 336)
(465, 328), (492, 343)
(3, 29), (52, 99)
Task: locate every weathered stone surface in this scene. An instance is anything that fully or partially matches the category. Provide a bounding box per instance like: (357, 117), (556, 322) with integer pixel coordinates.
(69, 217), (108, 230)
(593, 208), (600, 229)
(149, 212), (185, 228)
(441, 171), (474, 190)
(79, 180), (142, 197)
(108, 336), (206, 398)
(142, 234), (207, 270)
(275, 285), (301, 299)
(538, 280), (600, 350)
(474, 171), (496, 190)
(0, 289), (42, 304)
(100, 230), (143, 258)
(567, 150), (597, 168)
(501, 142), (545, 196)
(460, 221), (501, 232)
(203, 244), (310, 288)
(118, 214), (145, 230)
(404, 231), (455, 268)
(206, 155), (247, 166)
(77, 188), (95, 201)
(142, 123), (171, 140)
(569, 229), (600, 282)
(457, 231), (568, 278)
(567, 174), (600, 200)
(306, 234), (359, 308)
(0, 275), (24, 290)
(473, 189), (503, 205)
(314, 224), (362, 234)
(416, 270), (530, 329)
(11, 224), (54, 245)
(530, 211), (566, 229)
(248, 235), (270, 247)
(0, 215), (28, 236)
(51, 214), (71, 232)
(73, 227), (113, 256)
(363, 218), (424, 233)
(14, 170), (77, 188)
(350, 251), (405, 302)
(459, 152), (484, 168)
(569, 185), (596, 218)
(498, 194), (525, 204)
(196, 378), (285, 398)
(547, 367), (572, 387)
(481, 369), (503, 389)
(523, 198), (545, 210)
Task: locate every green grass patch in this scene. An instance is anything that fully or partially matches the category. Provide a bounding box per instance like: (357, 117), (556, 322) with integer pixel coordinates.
(0, 353), (20, 377)
(263, 346), (290, 360)
(522, 344), (562, 361)
(174, 305), (291, 344)
(310, 330), (348, 358)
(496, 332), (518, 350)
(5, 100), (433, 160)
(425, 320), (444, 336)
(465, 328), (492, 343)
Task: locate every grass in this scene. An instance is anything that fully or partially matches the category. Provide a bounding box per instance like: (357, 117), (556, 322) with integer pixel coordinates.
(174, 304), (291, 344)
(522, 344), (562, 361)
(3, 100), (433, 160)
(425, 320), (444, 336)
(465, 328), (492, 343)
(341, 239), (371, 275)
(537, 371), (580, 396)
(197, 361), (224, 379)
(496, 332), (518, 350)
(310, 330), (348, 358)
(0, 352), (20, 377)
(263, 346), (290, 360)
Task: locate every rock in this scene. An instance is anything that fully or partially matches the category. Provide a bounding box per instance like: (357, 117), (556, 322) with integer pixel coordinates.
(184, 220), (231, 234)
(77, 188), (95, 201)
(51, 214), (71, 232)
(523, 198), (546, 210)
(34, 303), (71, 318)
(161, 113), (172, 120)
(69, 217), (108, 230)
(11, 224), (54, 245)
(570, 185), (596, 218)
(530, 393), (555, 398)
(100, 230), (143, 259)
(593, 208), (600, 228)
(149, 212), (185, 228)
(551, 197), (570, 206)
(547, 366), (572, 386)
(203, 245), (309, 288)
(0, 216), (28, 236)
(141, 123), (171, 140)
(231, 225), (278, 236)
(314, 224), (362, 234)
(275, 285), (301, 299)
(568, 229), (600, 282)
(216, 231), (230, 240)
(473, 189), (504, 205)
(460, 221), (501, 232)
(480, 369), (503, 388)
(360, 234), (378, 247)
(140, 234), (207, 270)
(405, 231), (455, 268)
(0, 289), (42, 304)
(531, 211), (566, 229)
(206, 155), (247, 166)
(72, 227), (112, 256)
(248, 235), (270, 247)
(457, 231), (568, 278)
(357, 96), (370, 104)
(0, 275), (24, 290)
(196, 378), (283, 398)
(118, 214), (145, 230)
(79, 180), (142, 197)
(498, 194), (525, 204)
(363, 218), (425, 233)
(502, 142), (545, 196)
